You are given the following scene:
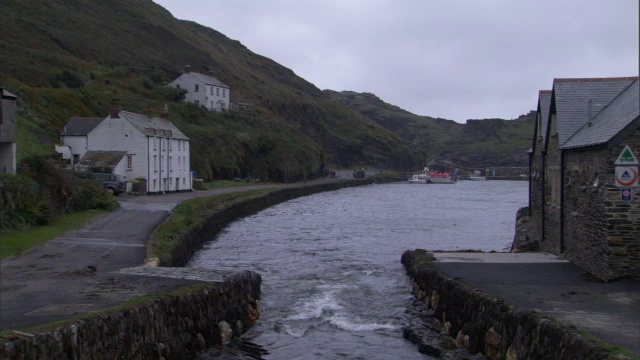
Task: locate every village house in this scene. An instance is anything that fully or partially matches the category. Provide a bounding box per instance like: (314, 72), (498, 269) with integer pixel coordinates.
(59, 117), (103, 164)
(169, 65), (230, 112)
(529, 77), (640, 281)
(0, 87), (18, 174)
(60, 101), (192, 194)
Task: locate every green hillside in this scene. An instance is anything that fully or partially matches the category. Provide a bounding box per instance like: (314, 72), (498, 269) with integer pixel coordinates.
(0, 0), (530, 182)
(325, 91), (535, 168)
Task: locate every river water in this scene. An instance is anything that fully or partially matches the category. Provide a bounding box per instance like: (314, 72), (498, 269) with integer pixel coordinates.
(190, 180), (528, 359)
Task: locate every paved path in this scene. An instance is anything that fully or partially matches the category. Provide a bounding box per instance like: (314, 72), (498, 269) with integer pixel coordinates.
(432, 252), (640, 356)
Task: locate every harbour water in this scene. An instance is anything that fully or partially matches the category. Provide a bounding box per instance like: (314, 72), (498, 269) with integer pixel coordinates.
(191, 180), (528, 359)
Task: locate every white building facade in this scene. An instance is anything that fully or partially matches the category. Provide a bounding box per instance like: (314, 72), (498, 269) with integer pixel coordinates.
(84, 105), (192, 193)
(169, 65), (230, 111)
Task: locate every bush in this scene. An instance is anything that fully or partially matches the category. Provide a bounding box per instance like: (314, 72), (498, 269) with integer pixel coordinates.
(70, 181), (119, 212)
(0, 173), (48, 229)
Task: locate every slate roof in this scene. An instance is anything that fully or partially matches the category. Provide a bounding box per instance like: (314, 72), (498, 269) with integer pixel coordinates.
(536, 90), (552, 144)
(61, 118), (104, 136)
(562, 80), (639, 149)
(552, 77), (637, 145)
(77, 151), (126, 169)
(119, 111), (189, 140)
(187, 72), (229, 88)
(1, 89), (18, 98)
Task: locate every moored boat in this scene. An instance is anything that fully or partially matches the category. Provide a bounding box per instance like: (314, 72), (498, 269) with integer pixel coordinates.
(427, 172), (455, 184)
(408, 174), (426, 184)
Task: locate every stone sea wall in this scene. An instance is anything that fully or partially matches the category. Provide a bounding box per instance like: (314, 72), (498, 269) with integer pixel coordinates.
(1, 271), (261, 360)
(165, 178), (378, 267)
(401, 250), (618, 359)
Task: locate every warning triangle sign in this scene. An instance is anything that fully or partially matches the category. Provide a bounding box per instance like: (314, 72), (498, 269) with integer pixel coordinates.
(615, 145), (639, 165)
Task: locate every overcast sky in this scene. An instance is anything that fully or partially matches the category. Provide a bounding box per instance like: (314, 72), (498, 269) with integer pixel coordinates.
(154, 0), (638, 123)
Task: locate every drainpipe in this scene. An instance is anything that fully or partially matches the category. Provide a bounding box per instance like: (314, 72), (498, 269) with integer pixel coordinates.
(528, 153), (532, 213)
(541, 153), (546, 243)
(159, 137), (163, 193)
(147, 136), (150, 193)
(560, 149), (565, 253)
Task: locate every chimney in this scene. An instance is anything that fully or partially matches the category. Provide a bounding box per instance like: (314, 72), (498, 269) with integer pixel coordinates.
(207, 67), (215, 77)
(110, 98), (121, 118)
(184, 65), (191, 73)
(160, 103), (170, 119)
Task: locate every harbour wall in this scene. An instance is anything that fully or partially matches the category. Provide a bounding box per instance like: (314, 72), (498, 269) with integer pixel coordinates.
(1, 271), (261, 360)
(401, 249), (618, 359)
(163, 178), (379, 267)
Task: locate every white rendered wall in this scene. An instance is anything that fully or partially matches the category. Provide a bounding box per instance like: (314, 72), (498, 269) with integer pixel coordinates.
(88, 116), (149, 187)
(169, 74), (230, 111)
(62, 136), (89, 159)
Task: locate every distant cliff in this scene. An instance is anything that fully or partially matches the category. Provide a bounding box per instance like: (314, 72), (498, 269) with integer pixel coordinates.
(325, 90), (535, 168)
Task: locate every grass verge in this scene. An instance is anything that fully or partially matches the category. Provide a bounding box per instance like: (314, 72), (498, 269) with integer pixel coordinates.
(200, 179), (274, 190)
(0, 210), (109, 259)
(148, 188), (276, 265)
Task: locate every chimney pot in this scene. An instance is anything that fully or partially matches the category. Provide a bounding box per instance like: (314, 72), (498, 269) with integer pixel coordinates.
(110, 99), (121, 118)
(160, 103), (170, 119)
(208, 67), (215, 76)
(184, 65), (191, 73)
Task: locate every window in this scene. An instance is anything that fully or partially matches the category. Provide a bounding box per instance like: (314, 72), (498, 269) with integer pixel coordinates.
(194, 84), (199, 92)
(127, 155), (133, 169)
(223, 89), (226, 97)
(153, 155), (157, 171)
(169, 156), (173, 172)
(210, 87), (213, 95)
(216, 88), (219, 96)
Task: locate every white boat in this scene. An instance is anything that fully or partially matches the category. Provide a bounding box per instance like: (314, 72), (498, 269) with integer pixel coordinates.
(408, 174), (426, 184)
(468, 170), (486, 181)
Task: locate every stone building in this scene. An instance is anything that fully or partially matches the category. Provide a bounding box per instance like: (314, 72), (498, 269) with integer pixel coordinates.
(528, 77), (639, 281)
(0, 87), (18, 174)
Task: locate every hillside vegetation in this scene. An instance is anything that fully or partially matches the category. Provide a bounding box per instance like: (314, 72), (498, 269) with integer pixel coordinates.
(0, 0), (532, 183)
(326, 91), (535, 168)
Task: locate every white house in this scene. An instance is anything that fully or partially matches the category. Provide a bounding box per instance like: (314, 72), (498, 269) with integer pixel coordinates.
(59, 117), (103, 164)
(61, 102), (192, 194)
(169, 65), (230, 111)
(0, 88), (18, 174)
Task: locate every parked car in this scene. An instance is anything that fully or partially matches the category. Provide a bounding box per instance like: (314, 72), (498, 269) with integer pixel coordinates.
(93, 173), (127, 195)
(352, 169), (366, 179)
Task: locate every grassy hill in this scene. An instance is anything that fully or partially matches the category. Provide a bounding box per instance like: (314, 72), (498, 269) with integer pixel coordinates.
(325, 91), (535, 168)
(0, 0), (530, 181)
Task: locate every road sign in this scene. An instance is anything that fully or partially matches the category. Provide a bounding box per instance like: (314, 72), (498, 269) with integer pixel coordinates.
(614, 145), (639, 165)
(615, 166), (638, 187)
(621, 188), (633, 202)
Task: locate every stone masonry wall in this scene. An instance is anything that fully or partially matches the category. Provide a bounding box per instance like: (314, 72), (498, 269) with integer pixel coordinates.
(542, 132), (562, 255)
(401, 250), (618, 359)
(166, 178), (378, 267)
(1, 271), (261, 360)
(563, 126), (640, 280)
(606, 130), (640, 279)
